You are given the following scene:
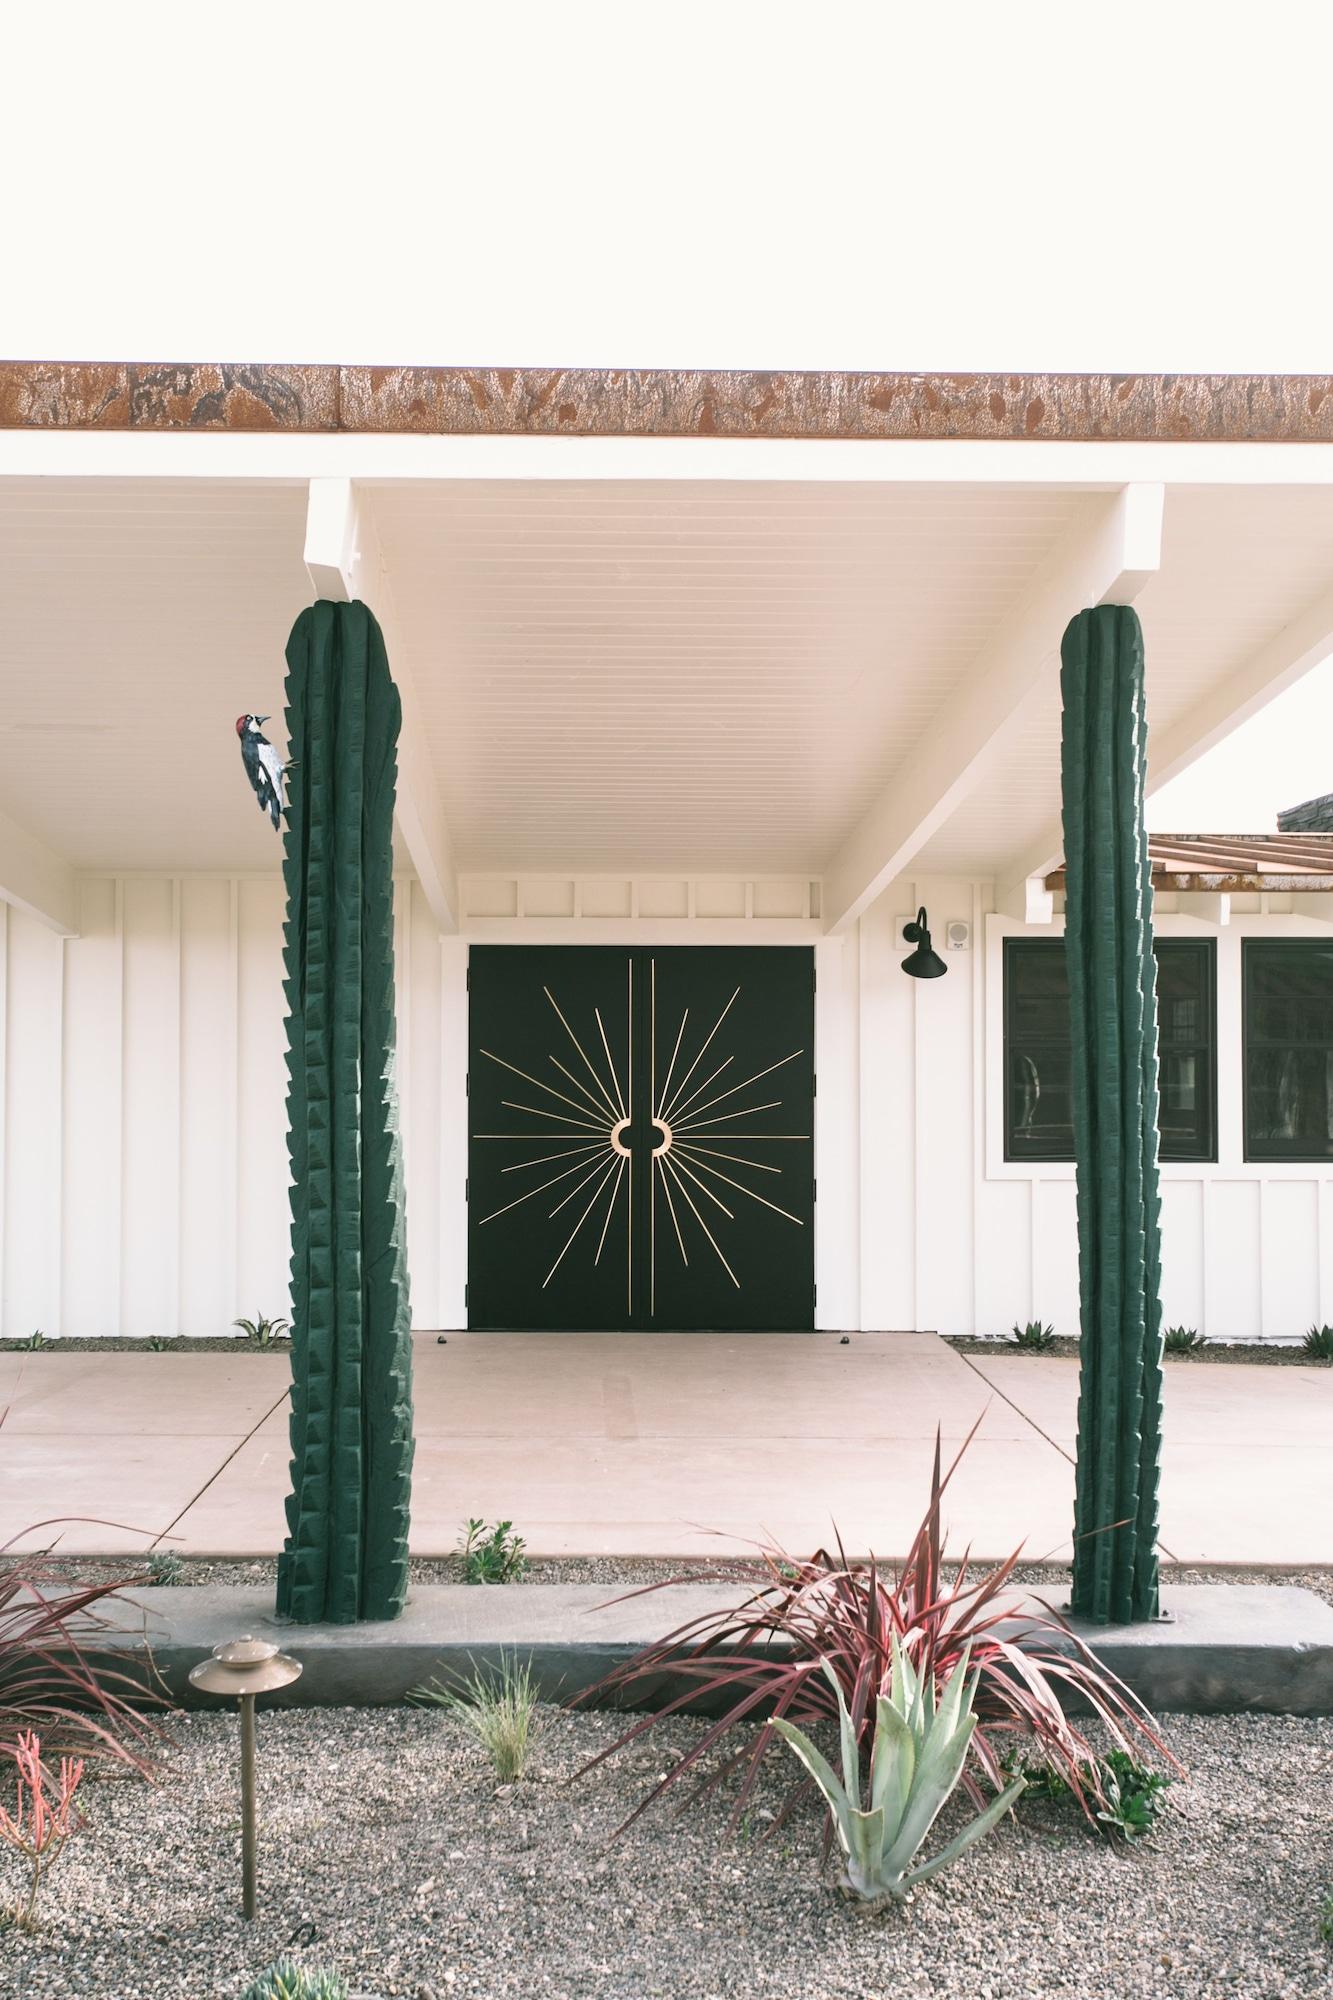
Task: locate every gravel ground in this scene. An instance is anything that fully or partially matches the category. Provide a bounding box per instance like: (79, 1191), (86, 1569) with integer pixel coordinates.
(946, 1335), (1317, 1365)
(1, 1705), (1330, 2000)
(27, 1554), (1333, 1608)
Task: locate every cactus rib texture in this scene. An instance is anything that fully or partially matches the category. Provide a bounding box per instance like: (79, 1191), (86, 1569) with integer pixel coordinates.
(1060, 604), (1163, 1624)
(275, 600), (414, 1625)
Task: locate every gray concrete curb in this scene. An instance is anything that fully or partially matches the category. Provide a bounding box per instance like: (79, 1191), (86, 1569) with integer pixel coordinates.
(89, 1580), (1333, 1716)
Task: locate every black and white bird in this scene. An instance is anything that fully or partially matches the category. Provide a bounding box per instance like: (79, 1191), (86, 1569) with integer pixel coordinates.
(236, 714), (286, 829)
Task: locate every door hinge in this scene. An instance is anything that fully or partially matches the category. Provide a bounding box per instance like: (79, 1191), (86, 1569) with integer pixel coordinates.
(812, 1179), (817, 1203)
(464, 1178), (469, 1202)
(811, 1073), (817, 1096)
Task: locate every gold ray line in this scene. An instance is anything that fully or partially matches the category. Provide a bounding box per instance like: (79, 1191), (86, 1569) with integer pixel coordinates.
(481, 1048), (614, 1126)
(479, 1148), (614, 1226)
(596, 1156), (626, 1266)
(502, 1140), (609, 1173)
(661, 986), (740, 1121)
(669, 1153), (735, 1219)
(665, 1054), (733, 1126)
(548, 1149), (621, 1218)
(549, 1054), (619, 1122)
(474, 1133), (636, 1141)
(671, 1150), (805, 1225)
(544, 986), (622, 1121)
(595, 1005), (627, 1121)
(673, 1049), (804, 1128)
(673, 1099), (785, 1132)
(663, 1155), (740, 1290)
(543, 1156), (621, 1289)
(659, 1154), (689, 1267)
(655, 1007), (689, 1118)
(673, 1142), (783, 1175)
(654, 1132), (811, 1141)
(500, 1099), (610, 1132)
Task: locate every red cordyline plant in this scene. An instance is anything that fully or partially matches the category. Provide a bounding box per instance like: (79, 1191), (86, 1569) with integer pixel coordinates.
(0, 1729), (85, 1928)
(0, 1521), (169, 1781)
(578, 1425), (1179, 1837)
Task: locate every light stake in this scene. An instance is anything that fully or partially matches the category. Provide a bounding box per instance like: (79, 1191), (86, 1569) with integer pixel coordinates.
(188, 1634), (303, 1920)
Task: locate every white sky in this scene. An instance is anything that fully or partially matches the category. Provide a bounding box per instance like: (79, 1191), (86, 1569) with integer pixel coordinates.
(5, 0), (1333, 829)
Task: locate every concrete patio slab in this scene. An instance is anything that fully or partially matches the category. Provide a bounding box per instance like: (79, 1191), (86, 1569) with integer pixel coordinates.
(0, 1352), (291, 1435)
(0, 1432), (251, 1554)
(175, 1421), (1077, 1560)
(0, 1334), (1325, 1566)
(959, 1349), (1333, 1449)
(102, 1580), (1333, 1717)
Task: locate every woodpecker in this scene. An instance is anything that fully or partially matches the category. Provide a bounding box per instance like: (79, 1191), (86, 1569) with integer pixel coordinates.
(236, 714), (286, 829)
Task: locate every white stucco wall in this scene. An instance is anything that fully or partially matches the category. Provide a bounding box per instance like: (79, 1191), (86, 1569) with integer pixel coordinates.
(1, 872), (1328, 1340)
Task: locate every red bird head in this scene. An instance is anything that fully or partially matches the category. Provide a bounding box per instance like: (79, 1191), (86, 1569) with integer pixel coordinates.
(236, 714), (269, 736)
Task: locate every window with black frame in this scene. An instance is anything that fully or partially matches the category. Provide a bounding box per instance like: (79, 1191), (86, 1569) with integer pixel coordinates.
(1004, 936), (1216, 1163)
(1243, 939), (1333, 1161)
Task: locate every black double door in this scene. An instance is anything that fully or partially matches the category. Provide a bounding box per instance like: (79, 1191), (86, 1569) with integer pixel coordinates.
(467, 946), (815, 1330)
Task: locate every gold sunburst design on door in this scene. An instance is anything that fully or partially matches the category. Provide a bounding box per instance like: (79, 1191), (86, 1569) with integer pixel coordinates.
(471, 958), (808, 1318)
(471, 969), (635, 1313)
(648, 961), (807, 1315)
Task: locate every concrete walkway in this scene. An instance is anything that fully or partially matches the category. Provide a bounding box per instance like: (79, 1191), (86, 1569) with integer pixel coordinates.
(0, 1333), (1327, 1564)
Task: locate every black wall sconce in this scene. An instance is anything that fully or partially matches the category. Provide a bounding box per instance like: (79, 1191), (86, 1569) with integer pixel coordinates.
(901, 906), (947, 980)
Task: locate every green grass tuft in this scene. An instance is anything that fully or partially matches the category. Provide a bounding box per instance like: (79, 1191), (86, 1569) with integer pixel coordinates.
(411, 1652), (540, 1783)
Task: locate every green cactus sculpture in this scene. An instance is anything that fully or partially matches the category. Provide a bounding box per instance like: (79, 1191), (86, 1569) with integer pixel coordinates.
(275, 600), (415, 1625)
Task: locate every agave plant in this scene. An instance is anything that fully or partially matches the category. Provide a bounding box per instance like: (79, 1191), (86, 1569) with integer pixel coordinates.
(1163, 1324), (1207, 1355)
(577, 1425), (1177, 1839)
(1010, 1320), (1056, 1351)
(232, 1311), (290, 1348)
(239, 1962), (347, 2000)
(773, 1649), (1024, 1904)
(1303, 1323), (1333, 1362)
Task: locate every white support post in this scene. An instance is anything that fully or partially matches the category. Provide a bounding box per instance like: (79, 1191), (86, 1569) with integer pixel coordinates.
(302, 479), (459, 934)
(994, 874), (1055, 924)
(823, 484), (1164, 934)
(0, 803), (77, 936)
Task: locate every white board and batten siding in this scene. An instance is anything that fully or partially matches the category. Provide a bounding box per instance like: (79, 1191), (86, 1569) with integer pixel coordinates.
(1, 870), (1328, 1341)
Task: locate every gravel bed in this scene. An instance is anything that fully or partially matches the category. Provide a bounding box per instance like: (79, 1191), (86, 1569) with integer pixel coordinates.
(2, 1705), (1330, 1999)
(946, 1335), (1317, 1365)
(25, 1554), (1333, 1610)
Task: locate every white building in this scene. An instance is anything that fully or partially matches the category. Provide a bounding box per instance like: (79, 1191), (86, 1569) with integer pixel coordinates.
(1, 364), (1332, 1345)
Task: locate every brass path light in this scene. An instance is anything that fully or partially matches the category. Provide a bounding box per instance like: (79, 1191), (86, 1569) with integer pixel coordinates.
(188, 1634), (303, 1920)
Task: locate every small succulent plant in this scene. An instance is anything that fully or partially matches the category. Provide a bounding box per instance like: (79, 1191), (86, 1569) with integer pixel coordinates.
(1010, 1320), (1056, 1352)
(772, 1644), (1024, 1905)
(1303, 1323), (1333, 1362)
(144, 1550), (186, 1586)
(18, 1329), (50, 1352)
(457, 1517), (527, 1585)
(232, 1311), (291, 1348)
(238, 1960), (348, 2000)
(1163, 1324), (1208, 1355)
(1014, 1746), (1171, 1841)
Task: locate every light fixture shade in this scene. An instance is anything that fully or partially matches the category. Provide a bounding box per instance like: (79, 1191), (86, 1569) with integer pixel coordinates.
(902, 907), (948, 979)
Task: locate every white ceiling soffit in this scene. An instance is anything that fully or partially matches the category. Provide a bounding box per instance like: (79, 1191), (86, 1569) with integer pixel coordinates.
(914, 484), (1333, 881)
(3, 476), (1333, 890)
(372, 479), (1085, 874)
(0, 479), (311, 871)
